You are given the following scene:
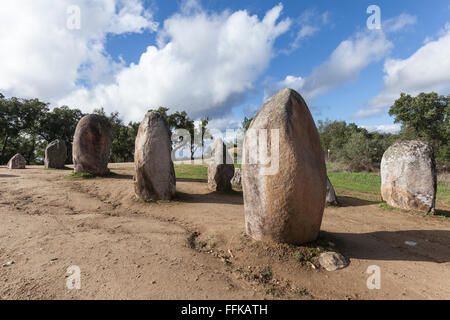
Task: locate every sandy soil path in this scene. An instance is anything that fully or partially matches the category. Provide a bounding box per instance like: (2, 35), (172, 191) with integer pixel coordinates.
(0, 164), (449, 299)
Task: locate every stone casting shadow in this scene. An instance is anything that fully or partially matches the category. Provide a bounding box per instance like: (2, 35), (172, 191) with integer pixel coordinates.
(107, 172), (134, 180)
(0, 174), (19, 178)
(176, 177), (208, 183)
(175, 190), (244, 205)
(337, 196), (381, 207)
(320, 230), (450, 263)
(435, 209), (450, 218)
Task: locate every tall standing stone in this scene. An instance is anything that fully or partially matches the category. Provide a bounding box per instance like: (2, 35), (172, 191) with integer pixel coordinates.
(242, 88), (327, 245)
(45, 139), (67, 169)
(231, 168), (242, 189)
(7, 154), (26, 169)
(72, 114), (112, 176)
(134, 111), (176, 201)
(326, 177), (339, 206)
(381, 140), (437, 213)
(207, 138), (235, 192)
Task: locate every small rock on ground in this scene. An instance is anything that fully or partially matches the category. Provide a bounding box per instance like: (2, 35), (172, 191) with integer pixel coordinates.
(318, 252), (349, 271)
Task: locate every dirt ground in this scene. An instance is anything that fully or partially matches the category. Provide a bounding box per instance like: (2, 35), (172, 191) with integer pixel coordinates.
(0, 163), (449, 300)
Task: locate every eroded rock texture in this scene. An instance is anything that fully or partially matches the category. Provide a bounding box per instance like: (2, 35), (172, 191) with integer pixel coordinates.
(134, 111), (176, 201)
(73, 114), (113, 176)
(242, 88), (327, 245)
(45, 139), (67, 169)
(381, 140), (436, 213)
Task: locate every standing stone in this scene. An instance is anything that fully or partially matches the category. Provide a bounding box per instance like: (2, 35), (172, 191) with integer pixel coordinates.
(326, 177), (339, 206)
(72, 114), (112, 176)
(7, 154), (26, 169)
(207, 138), (235, 192)
(45, 139), (67, 169)
(381, 140), (437, 213)
(242, 88), (326, 245)
(134, 111), (176, 201)
(231, 168), (242, 189)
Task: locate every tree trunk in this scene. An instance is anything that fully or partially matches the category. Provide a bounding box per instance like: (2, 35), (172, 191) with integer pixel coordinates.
(1, 135), (9, 163)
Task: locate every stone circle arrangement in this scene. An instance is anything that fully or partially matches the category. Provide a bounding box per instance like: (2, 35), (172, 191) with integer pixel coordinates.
(6, 88), (438, 246)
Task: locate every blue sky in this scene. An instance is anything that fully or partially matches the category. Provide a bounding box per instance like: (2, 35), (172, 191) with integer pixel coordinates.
(1, 0), (450, 133)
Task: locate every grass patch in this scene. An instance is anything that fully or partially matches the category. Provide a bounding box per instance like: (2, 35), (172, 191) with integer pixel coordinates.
(437, 180), (450, 202)
(379, 202), (395, 211)
(66, 171), (96, 179)
(174, 164), (207, 180)
(328, 167), (450, 203)
(327, 170), (381, 195)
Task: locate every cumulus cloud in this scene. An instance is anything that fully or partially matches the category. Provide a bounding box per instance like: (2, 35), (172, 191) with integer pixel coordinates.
(266, 30), (392, 101)
(355, 24), (450, 118)
(57, 3), (291, 122)
(0, 0), (156, 100)
(383, 13), (417, 33)
(282, 9), (329, 54)
(362, 124), (401, 134)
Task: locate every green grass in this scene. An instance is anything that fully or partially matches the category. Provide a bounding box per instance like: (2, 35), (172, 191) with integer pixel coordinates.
(66, 171), (96, 179)
(379, 202), (395, 211)
(437, 180), (450, 202)
(327, 171), (381, 195)
(174, 164), (207, 180)
(327, 167), (450, 203)
(172, 162), (450, 203)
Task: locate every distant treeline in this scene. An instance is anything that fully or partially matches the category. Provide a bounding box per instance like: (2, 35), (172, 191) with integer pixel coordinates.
(1, 92), (448, 170)
(0, 93), (208, 165)
(244, 92), (449, 171)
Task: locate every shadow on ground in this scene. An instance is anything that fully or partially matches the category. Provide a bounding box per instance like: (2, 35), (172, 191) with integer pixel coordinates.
(320, 230), (450, 263)
(435, 209), (450, 218)
(336, 196), (380, 207)
(176, 177), (207, 183)
(107, 172), (134, 180)
(175, 190), (243, 205)
(0, 174), (19, 178)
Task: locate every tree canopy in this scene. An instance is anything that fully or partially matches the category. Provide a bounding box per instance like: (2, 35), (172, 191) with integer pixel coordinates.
(389, 92), (449, 163)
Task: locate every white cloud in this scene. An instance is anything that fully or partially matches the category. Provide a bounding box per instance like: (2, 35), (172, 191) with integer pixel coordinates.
(59, 3), (291, 122)
(383, 13), (417, 32)
(282, 9), (329, 54)
(0, 0), (156, 101)
(355, 24), (450, 118)
(362, 124), (401, 134)
(266, 30), (392, 101)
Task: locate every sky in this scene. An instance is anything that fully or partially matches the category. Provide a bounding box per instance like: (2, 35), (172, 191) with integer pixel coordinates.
(0, 0), (449, 134)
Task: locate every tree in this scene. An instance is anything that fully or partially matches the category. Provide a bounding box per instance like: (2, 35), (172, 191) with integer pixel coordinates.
(93, 108), (139, 163)
(38, 106), (84, 163)
(149, 107), (209, 160)
(389, 92), (449, 163)
(241, 116), (253, 132)
(0, 95), (49, 164)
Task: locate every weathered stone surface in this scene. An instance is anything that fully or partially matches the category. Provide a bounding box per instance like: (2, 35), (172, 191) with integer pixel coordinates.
(45, 139), (67, 169)
(208, 138), (235, 191)
(7, 154), (26, 169)
(72, 114), (112, 176)
(319, 252), (349, 271)
(381, 140), (436, 213)
(134, 111), (176, 201)
(326, 176), (339, 206)
(242, 88), (327, 245)
(231, 168), (242, 189)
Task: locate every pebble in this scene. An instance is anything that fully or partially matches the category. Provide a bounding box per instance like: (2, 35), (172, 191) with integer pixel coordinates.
(2, 261), (14, 267)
